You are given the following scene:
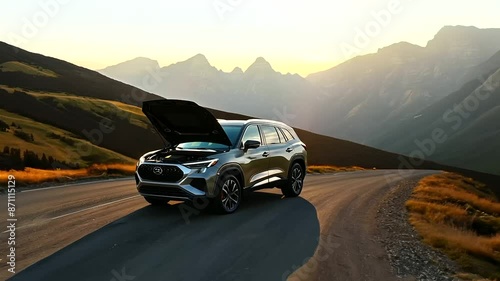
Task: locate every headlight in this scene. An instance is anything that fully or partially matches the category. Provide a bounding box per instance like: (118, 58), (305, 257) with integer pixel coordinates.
(183, 159), (219, 169)
(138, 155), (146, 166)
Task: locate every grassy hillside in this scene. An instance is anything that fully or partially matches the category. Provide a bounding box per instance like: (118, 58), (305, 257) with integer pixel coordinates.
(0, 61), (58, 77)
(0, 108), (135, 167)
(0, 86), (163, 159)
(0, 42), (157, 106)
(407, 173), (500, 279)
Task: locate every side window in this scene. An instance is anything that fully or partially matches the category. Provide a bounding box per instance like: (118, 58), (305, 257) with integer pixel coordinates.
(282, 128), (295, 141)
(276, 127), (287, 143)
(241, 125), (261, 145)
(261, 126), (280, 145)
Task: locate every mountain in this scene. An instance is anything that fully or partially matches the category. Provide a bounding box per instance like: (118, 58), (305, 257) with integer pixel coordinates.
(97, 54), (325, 130)
(0, 41), (165, 166)
(0, 43), (156, 107)
(99, 57), (161, 86)
(370, 50), (500, 175)
(0, 41), (437, 170)
(306, 26), (500, 143)
(2, 41), (499, 189)
(98, 26), (500, 145)
(95, 26), (500, 176)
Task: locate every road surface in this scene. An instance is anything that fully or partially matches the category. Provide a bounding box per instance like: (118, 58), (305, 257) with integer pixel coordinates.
(0, 170), (436, 281)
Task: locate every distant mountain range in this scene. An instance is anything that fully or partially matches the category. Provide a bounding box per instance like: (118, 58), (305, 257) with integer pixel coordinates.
(98, 25), (500, 175)
(307, 26), (500, 143)
(0, 41), (454, 173)
(370, 51), (500, 175)
(99, 54), (325, 130)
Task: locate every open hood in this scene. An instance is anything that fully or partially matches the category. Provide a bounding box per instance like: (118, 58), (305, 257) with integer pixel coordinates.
(142, 99), (232, 148)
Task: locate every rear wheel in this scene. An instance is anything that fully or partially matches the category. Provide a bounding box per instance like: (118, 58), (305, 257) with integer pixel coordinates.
(144, 196), (169, 205)
(212, 174), (242, 214)
(281, 163), (304, 197)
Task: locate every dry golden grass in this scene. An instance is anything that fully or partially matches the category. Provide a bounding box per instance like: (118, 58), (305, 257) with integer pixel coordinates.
(407, 173), (500, 279)
(0, 164), (136, 185)
(307, 165), (365, 174)
(0, 61), (58, 77)
(1, 164), (362, 186)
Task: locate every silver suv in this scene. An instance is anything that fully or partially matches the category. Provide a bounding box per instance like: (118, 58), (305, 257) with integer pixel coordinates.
(135, 99), (307, 214)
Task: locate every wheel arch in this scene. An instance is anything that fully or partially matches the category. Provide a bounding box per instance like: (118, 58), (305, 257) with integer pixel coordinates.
(217, 164), (244, 189)
(288, 156), (306, 178)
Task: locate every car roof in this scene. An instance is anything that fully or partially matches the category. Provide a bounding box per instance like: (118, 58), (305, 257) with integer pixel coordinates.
(218, 119), (292, 128)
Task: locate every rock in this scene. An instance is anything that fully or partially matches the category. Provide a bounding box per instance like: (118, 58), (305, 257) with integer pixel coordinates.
(375, 180), (460, 281)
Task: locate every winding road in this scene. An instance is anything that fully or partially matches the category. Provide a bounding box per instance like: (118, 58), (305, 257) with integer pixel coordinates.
(0, 170), (436, 281)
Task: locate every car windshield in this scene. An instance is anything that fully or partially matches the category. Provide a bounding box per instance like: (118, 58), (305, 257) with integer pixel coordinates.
(176, 125), (242, 150)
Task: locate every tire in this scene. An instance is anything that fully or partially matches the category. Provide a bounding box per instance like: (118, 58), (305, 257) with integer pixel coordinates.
(281, 163), (304, 197)
(212, 174), (242, 214)
(144, 196), (169, 206)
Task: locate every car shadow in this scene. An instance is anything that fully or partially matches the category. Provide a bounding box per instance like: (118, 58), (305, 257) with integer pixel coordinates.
(11, 192), (320, 281)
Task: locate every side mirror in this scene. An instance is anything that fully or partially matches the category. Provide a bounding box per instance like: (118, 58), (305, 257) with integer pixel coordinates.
(243, 140), (260, 150)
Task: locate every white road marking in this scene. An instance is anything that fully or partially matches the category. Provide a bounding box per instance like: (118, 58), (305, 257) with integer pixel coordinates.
(21, 177), (134, 193)
(2, 195), (141, 233)
(49, 195), (141, 220)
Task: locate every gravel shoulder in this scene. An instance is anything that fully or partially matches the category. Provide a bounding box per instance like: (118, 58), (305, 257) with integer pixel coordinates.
(376, 179), (460, 281)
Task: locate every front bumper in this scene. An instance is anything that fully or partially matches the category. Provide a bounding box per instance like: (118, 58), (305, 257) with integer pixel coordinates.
(135, 162), (217, 201)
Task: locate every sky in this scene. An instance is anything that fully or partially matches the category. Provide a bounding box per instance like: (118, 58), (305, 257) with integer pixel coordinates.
(1, 0), (500, 76)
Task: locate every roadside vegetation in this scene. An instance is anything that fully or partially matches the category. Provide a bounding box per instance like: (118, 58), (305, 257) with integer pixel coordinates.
(307, 165), (365, 173)
(406, 173), (500, 280)
(0, 164), (136, 186)
(0, 164), (360, 187)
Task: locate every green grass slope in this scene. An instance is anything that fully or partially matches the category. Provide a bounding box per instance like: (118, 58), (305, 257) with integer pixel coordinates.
(0, 108), (135, 167)
(0, 86), (162, 159)
(0, 61), (57, 77)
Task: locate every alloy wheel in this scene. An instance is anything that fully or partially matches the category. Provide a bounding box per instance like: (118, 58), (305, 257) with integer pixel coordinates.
(291, 166), (303, 194)
(221, 178), (240, 212)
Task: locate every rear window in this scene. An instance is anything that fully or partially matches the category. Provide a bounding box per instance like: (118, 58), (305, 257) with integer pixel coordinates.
(282, 128), (295, 141)
(261, 126), (280, 145)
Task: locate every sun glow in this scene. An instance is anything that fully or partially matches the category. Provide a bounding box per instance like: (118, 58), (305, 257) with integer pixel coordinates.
(1, 0), (499, 76)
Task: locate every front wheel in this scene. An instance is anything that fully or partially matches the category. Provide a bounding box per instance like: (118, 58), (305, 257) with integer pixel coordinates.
(281, 163), (304, 197)
(212, 174), (242, 214)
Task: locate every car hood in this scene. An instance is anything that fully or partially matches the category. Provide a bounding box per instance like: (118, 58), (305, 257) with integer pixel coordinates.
(142, 99), (232, 148)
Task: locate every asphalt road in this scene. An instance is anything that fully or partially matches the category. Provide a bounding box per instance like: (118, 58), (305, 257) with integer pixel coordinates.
(0, 170), (436, 281)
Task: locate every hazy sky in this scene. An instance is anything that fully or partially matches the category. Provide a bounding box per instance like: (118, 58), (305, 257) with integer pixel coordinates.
(1, 0), (500, 76)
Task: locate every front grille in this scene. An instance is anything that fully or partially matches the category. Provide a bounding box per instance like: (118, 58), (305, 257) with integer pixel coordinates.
(139, 185), (192, 199)
(138, 164), (184, 182)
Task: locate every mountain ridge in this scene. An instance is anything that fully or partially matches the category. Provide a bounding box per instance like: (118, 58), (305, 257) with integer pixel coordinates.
(0, 40), (452, 172)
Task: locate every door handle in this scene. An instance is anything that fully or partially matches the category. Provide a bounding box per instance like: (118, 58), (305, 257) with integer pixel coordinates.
(286, 147), (293, 152)
(262, 152), (270, 157)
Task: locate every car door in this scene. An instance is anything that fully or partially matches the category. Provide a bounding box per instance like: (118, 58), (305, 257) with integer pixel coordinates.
(260, 125), (288, 184)
(239, 125), (270, 188)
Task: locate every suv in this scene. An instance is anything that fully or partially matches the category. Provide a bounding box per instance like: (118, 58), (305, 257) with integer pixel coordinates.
(135, 99), (307, 214)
